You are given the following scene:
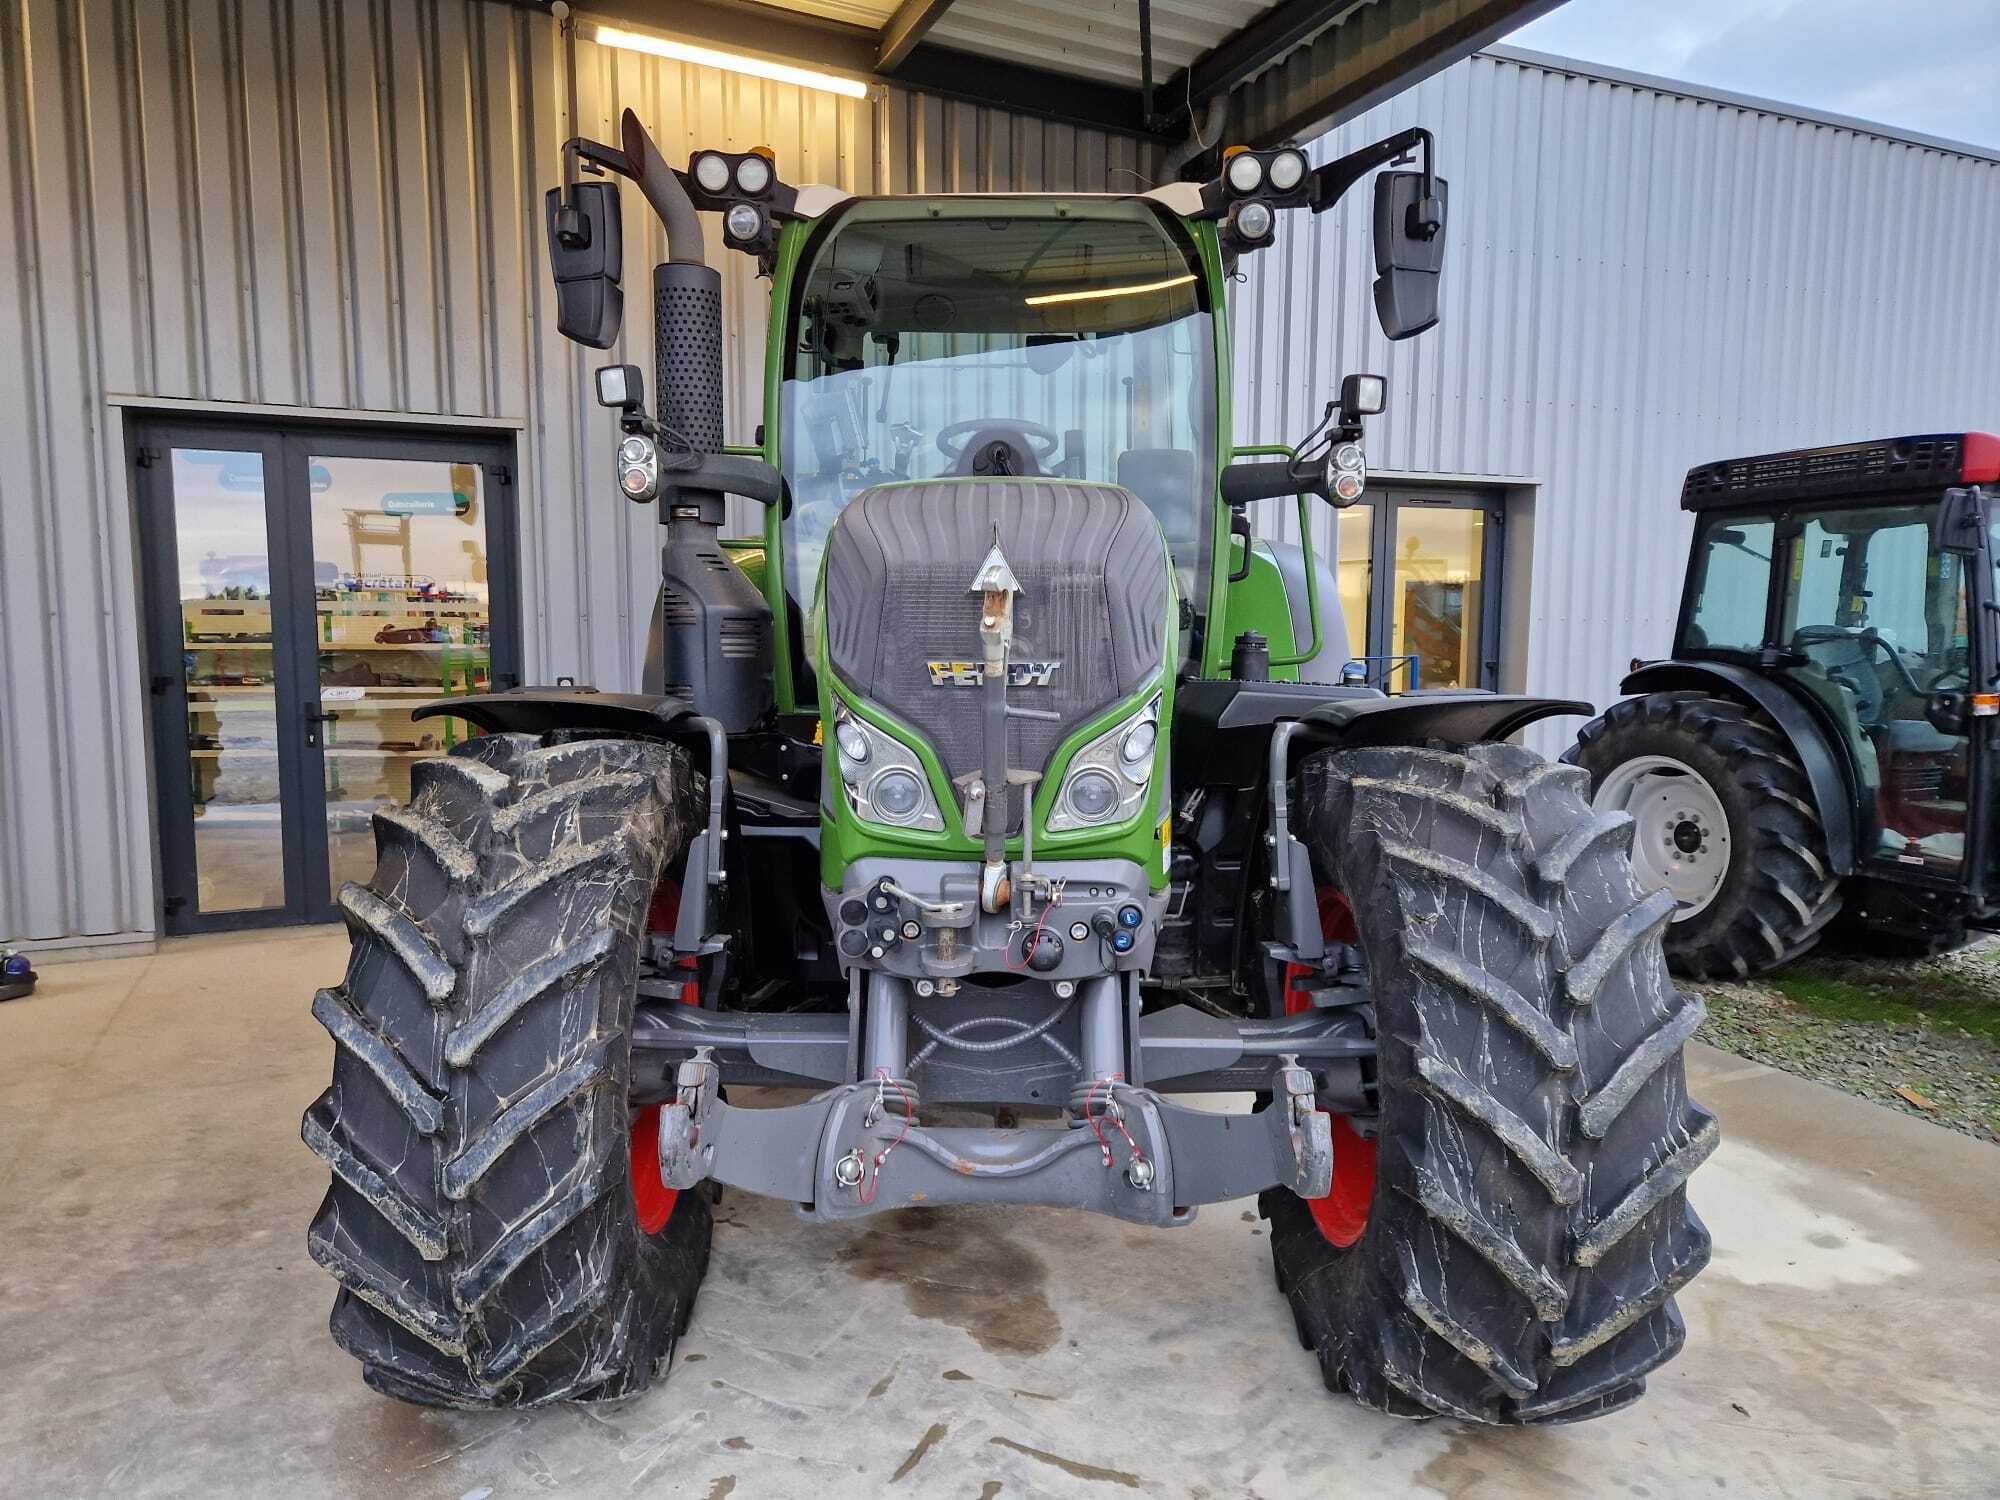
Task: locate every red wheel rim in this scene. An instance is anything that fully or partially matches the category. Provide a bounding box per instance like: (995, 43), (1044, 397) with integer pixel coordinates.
(629, 1107), (679, 1235)
(1307, 1112), (1376, 1247)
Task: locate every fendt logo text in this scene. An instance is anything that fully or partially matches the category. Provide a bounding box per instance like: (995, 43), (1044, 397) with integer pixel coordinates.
(926, 660), (1062, 688)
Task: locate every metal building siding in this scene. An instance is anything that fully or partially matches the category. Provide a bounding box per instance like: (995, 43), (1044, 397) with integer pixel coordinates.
(0, 0), (1154, 945)
(1231, 50), (2000, 750)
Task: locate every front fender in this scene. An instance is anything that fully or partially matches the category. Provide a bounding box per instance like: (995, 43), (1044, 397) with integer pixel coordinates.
(1619, 661), (1858, 873)
(1298, 692), (1592, 750)
(413, 688), (715, 762)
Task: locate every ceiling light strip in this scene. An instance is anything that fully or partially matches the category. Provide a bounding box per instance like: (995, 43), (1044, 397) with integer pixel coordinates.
(592, 24), (871, 100)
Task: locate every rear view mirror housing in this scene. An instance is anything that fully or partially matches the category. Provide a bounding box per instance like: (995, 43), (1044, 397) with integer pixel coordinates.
(544, 180), (624, 349)
(1371, 170), (1446, 341)
(1934, 486), (1986, 554)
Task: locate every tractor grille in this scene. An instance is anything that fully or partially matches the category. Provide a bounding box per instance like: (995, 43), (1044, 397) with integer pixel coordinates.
(821, 480), (1171, 833)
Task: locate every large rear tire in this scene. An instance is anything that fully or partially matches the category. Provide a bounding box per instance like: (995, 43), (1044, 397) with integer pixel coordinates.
(303, 732), (712, 1409)
(1264, 742), (1716, 1424)
(1568, 692), (1841, 979)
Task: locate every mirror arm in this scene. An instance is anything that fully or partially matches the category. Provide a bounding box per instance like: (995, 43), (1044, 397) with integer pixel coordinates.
(1309, 126), (1433, 216)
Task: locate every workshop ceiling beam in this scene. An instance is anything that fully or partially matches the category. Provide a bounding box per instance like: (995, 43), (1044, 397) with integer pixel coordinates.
(877, 0), (959, 73)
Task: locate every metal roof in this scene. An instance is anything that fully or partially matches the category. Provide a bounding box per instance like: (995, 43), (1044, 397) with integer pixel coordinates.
(545, 0), (1563, 158)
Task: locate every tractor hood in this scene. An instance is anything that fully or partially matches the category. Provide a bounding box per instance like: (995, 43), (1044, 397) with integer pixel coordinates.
(820, 479), (1172, 833)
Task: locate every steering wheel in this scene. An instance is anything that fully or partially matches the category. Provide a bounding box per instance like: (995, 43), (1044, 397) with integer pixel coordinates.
(1792, 625), (1925, 696)
(935, 419), (1060, 463)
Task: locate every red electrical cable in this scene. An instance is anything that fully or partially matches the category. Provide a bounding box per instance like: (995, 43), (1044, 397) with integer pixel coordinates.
(855, 1068), (914, 1206)
(1005, 898), (1057, 972)
(1081, 1072), (1146, 1173)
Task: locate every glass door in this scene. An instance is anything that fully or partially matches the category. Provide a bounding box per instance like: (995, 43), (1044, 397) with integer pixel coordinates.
(137, 420), (518, 933)
(292, 439), (512, 894)
(139, 434), (304, 927)
(1338, 488), (1504, 691)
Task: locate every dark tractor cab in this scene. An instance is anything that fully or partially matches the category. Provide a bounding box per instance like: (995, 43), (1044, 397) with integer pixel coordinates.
(1570, 432), (2000, 977)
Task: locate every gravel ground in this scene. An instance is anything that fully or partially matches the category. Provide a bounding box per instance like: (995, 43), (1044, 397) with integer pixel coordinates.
(1690, 940), (2000, 1143)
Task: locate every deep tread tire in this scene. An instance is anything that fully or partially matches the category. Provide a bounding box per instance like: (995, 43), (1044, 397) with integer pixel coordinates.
(1567, 692), (1842, 979)
(1264, 742), (1716, 1424)
(304, 733), (711, 1409)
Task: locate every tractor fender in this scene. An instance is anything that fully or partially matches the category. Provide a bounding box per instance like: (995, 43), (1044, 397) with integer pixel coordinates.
(413, 688), (720, 770)
(1296, 692), (1592, 751)
(1619, 661), (1859, 874)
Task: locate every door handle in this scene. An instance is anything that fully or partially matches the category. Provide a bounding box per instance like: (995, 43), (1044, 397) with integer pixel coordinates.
(304, 705), (340, 747)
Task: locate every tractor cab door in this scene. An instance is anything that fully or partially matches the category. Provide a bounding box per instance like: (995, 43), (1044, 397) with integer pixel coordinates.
(1774, 500), (1982, 885)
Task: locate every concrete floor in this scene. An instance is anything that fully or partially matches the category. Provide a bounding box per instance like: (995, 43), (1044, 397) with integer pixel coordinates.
(3, 929), (1997, 1500)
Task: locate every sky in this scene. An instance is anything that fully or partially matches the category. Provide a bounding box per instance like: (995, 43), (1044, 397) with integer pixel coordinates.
(1506, 0), (2000, 151)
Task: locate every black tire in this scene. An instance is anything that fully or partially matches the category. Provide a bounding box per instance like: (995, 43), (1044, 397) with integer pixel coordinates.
(1567, 692), (1842, 979)
(303, 732), (712, 1409)
(1263, 742), (1717, 1424)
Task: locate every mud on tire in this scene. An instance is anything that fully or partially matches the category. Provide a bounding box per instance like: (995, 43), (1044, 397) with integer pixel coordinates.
(1262, 742), (1717, 1424)
(1567, 692), (1841, 979)
(303, 733), (712, 1409)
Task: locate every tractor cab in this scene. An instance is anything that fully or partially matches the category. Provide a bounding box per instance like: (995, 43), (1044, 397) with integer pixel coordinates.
(1577, 433), (2000, 973)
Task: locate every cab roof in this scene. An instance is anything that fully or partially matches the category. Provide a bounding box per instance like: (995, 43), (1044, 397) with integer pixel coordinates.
(1681, 433), (2000, 511)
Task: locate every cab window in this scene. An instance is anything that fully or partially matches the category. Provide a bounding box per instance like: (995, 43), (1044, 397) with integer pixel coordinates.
(1682, 515), (1774, 653)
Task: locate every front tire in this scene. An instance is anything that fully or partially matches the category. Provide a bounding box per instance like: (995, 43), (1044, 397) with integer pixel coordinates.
(303, 733), (712, 1409)
(1568, 692), (1841, 978)
(1264, 742), (1716, 1424)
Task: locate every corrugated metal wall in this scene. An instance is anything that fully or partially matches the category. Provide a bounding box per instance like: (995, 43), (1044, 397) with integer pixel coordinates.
(7, 6), (1999, 947)
(0, 0), (1155, 946)
(1230, 47), (2000, 750)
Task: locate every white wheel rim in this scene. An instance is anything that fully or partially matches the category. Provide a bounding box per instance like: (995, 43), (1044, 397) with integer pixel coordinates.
(1592, 755), (1732, 919)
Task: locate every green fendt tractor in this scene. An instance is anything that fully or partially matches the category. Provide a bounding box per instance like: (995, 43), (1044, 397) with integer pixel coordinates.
(302, 81), (1716, 1423)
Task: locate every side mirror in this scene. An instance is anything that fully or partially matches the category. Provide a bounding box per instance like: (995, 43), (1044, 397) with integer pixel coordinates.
(1934, 486), (1986, 555)
(1371, 170), (1446, 341)
(544, 180), (623, 349)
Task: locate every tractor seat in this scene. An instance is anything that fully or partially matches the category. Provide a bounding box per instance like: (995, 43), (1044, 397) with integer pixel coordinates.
(1874, 717), (1962, 755)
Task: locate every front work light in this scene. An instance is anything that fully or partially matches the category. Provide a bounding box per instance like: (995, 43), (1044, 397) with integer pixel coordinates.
(734, 154), (772, 194)
(693, 152), (731, 193)
(596, 362), (643, 411)
(1268, 148), (1307, 192)
(1232, 200), (1275, 243)
(1225, 151), (1264, 194)
(1341, 372), (1388, 419)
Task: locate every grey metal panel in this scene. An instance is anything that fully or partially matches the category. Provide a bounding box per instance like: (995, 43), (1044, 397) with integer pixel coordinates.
(1230, 50), (2000, 756)
(0, 0), (1156, 944)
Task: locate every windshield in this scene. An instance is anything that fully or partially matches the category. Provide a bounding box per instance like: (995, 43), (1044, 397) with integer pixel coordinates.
(779, 198), (1215, 687)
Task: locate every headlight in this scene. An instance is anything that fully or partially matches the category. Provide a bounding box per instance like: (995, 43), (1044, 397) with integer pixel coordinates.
(835, 719), (870, 764)
(873, 769), (924, 820)
(1118, 719), (1157, 773)
(833, 708), (945, 832)
(693, 153), (731, 193)
(724, 203), (766, 243)
(1232, 200), (1274, 242)
(1066, 769), (1119, 820)
(1047, 695), (1161, 833)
